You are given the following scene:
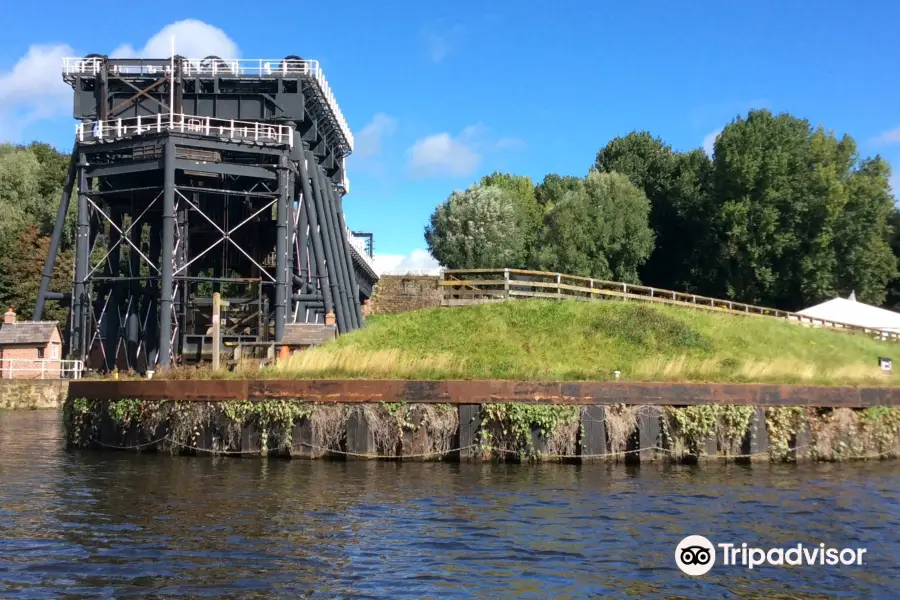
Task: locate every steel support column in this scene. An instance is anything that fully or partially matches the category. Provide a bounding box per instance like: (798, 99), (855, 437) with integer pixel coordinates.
(274, 156), (289, 342)
(321, 166), (358, 330)
(308, 153), (349, 332)
(303, 151), (341, 329)
(72, 154), (90, 361)
(331, 183), (364, 328)
(159, 138), (176, 368)
(34, 150), (77, 321)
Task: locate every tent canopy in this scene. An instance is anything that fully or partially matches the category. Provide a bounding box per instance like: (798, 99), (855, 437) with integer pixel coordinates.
(797, 295), (900, 333)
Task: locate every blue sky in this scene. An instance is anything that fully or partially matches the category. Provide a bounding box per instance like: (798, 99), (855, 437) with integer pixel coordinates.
(2, 1), (899, 273)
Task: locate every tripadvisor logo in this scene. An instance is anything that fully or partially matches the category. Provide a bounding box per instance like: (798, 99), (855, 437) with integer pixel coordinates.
(675, 535), (867, 576)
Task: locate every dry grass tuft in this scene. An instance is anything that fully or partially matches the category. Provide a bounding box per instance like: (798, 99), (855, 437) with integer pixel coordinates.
(605, 404), (639, 455)
(276, 347), (463, 379)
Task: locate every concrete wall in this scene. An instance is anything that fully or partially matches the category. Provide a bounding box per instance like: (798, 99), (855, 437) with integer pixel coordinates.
(0, 380), (69, 409)
(364, 275), (442, 316)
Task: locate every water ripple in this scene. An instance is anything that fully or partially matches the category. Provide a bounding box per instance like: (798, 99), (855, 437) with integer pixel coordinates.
(1, 411), (899, 598)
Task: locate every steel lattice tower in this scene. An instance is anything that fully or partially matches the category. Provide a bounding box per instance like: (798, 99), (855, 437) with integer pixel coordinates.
(34, 55), (378, 372)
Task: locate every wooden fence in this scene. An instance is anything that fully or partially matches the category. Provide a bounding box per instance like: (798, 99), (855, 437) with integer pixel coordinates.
(440, 268), (900, 342)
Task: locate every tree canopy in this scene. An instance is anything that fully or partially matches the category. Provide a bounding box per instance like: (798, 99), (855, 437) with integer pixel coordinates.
(535, 171), (654, 282)
(0, 143), (73, 324)
(425, 184), (527, 269)
(425, 108), (899, 312)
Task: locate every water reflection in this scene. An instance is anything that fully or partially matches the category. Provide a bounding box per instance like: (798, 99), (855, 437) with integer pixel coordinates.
(1, 410), (898, 599)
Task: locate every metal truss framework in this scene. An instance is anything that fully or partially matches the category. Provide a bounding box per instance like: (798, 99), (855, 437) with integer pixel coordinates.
(34, 132), (373, 372)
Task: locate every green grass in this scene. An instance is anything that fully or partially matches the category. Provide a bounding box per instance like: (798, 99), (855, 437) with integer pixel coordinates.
(273, 300), (900, 386)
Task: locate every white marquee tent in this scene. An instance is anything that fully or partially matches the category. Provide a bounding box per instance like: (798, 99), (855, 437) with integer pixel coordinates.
(797, 292), (900, 335)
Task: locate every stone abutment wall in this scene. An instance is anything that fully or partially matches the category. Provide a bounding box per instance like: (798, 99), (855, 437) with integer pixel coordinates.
(363, 275), (442, 316)
(0, 380), (69, 410)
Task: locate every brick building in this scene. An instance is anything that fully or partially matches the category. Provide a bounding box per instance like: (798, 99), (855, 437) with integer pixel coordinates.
(0, 308), (64, 379)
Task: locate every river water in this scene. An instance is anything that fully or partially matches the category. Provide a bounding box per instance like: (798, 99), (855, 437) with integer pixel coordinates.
(1, 410), (898, 599)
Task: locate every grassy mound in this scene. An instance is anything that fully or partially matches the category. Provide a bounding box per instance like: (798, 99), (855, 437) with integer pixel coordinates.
(275, 300), (900, 385)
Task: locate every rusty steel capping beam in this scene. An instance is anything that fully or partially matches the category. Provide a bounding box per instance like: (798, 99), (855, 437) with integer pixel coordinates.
(66, 380), (900, 408)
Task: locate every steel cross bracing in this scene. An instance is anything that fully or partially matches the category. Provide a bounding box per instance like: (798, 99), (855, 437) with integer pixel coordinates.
(35, 134), (374, 373)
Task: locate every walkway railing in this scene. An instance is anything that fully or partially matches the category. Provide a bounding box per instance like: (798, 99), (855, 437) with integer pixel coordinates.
(347, 227), (377, 274)
(62, 57), (353, 152)
(440, 268), (900, 342)
(0, 359), (84, 380)
(76, 113), (294, 147)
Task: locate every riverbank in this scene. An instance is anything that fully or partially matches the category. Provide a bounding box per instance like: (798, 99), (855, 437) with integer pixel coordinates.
(63, 380), (900, 462)
(271, 301), (899, 386)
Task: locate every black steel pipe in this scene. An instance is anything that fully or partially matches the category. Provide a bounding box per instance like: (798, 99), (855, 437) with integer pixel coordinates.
(159, 138), (176, 367)
(34, 149), (77, 321)
(297, 154), (334, 321)
(306, 151), (348, 332)
(333, 188), (364, 327)
(320, 172), (359, 330)
(292, 293), (323, 302)
(312, 161), (353, 330)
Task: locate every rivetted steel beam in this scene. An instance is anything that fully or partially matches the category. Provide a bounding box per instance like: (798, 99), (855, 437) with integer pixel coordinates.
(34, 150), (77, 321)
(297, 153), (334, 320)
(159, 137), (176, 368)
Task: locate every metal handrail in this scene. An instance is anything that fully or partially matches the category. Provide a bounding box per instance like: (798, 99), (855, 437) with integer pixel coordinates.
(61, 57), (353, 152)
(440, 268), (900, 342)
(0, 359), (84, 379)
(347, 227), (377, 274)
(75, 113), (293, 147)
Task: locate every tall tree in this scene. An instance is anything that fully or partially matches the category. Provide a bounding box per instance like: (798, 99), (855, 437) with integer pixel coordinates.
(535, 171), (654, 282)
(479, 172), (542, 254)
(534, 173), (584, 213)
(0, 143), (73, 317)
(594, 132), (714, 292)
(425, 184), (527, 269)
(712, 109), (897, 309)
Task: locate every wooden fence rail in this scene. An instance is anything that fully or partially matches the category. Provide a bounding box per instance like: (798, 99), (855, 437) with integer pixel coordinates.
(440, 268), (900, 343)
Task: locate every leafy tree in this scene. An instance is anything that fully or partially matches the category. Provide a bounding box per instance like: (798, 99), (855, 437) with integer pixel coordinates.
(534, 173), (584, 212)
(833, 157), (897, 305)
(0, 226), (74, 324)
(594, 131), (715, 293)
(712, 109), (897, 309)
(425, 184), (527, 269)
(535, 171), (654, 282)
(479, 172), (542, 254)
(0, 143), (73, 319)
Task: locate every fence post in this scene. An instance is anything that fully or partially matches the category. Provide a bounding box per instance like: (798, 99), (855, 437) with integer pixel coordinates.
(212, 292), (221, 371)
(589, 278), (594, 302)
(504, 268), (510, 300)
(556, 273), (562, 299)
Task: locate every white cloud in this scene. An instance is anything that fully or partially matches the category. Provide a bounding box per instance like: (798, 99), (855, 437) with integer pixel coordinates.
(872, 126), (900, 146)
(354, 113), (397, 158)
(702, 127), (722, 157)
(0, 44), (74, 141)
(407, 131), (481, 178)
(421, 24), (465, 63)
(373, 250), (442, 275)
(0, 20), (239, 142)
(111, 19), (239, 59)
(406, 124), (524, 179)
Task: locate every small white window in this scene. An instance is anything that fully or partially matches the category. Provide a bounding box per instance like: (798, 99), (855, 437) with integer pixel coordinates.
(51, 344), (59, 360)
